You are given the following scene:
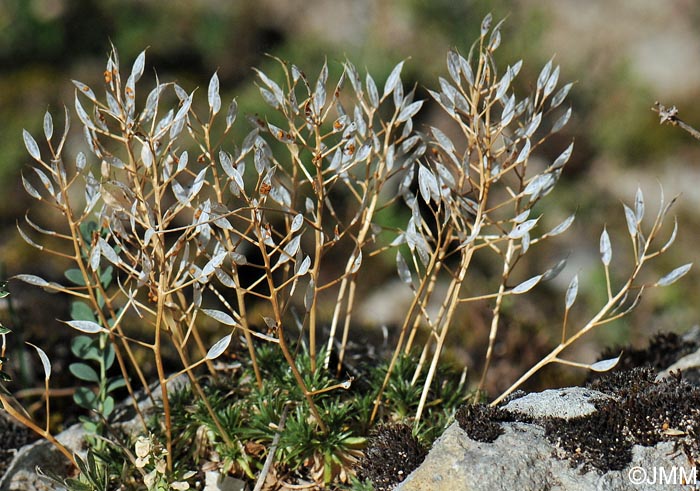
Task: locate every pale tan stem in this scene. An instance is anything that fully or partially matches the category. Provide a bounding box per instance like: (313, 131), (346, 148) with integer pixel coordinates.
(478, 240), (515, 392)
(491, 274), (638, 406)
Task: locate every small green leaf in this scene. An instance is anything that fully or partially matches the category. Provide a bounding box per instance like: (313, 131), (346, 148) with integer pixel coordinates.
(64, 478), (92, 491)
(0, 371), (11, 382)
(69, 362), (99, 383)
(341, 436), (366, 446)
(106, 377), (126, 393)
(71, 335), (101, 362)
(71, 301), (96, 322)
(64, 269), (86, 286)
(74, 386), (98, 409)
(74, 454), (90, 481)
(103, 343), (116, 370)
(0, 326), (11, 335)
(100, 266), (114, 288)
(78, 416), (98, 434)
(102, 395), (115, 418)
(79, 220), (99, 242)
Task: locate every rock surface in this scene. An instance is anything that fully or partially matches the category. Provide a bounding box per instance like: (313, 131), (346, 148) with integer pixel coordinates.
(0, 423), (83, 491)
(396, 335), (700, 491)
(502, 386), (613, 420)
(0, 374), (190, 491)
(396, 421), (696, 491)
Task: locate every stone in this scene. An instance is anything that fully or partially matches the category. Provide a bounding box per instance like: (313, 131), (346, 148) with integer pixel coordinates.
(0, 374), (190, 490)
(204, 471), (248, 491)
(396, 421), (696, 491)
(396, 356), (700, 491)
(503, 386), (613, 420)
(0, 421), (85, 491)
(0, 410), (37, 477)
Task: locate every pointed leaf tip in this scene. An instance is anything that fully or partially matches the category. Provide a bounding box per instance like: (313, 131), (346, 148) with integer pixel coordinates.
(590, 353), (622, 372)
(600, 228), (612, 266)
(657, 263), (692, 287)
(383, 60), (405, 98)
(23, 130), (41, 161)
(64, 320), (105, 334)
(565, 274), (579, 310)
(208, 72), (221, 115)
(201, 308), (237, 326)
(512, 274), (542, 294)
(27, 342), (51, 380)
(206, 333), (232, 360)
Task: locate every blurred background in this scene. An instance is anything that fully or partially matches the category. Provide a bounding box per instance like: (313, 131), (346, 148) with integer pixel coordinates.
(1, 0), (700, 406)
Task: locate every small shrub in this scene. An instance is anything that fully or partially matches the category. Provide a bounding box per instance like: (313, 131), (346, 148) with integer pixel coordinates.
(2, 15), (691, 488)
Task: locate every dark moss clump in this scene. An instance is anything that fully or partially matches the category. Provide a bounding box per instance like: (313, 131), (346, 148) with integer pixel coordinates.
(586, 366), (656, 398)
(620, 371), (700, 450)
(357, 423), (427, 491)
(550, 368), (700, 472)
(595, 332), (697, 374)
(544, 400), (631, 471)
(455, 403), (511, 442)
(452, 364), (700, 473)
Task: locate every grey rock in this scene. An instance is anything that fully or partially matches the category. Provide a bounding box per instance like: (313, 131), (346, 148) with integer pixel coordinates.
(655, 328), (700, 385)
(0, 374), (190, 490)
(396, 421), (696, 491)
(394, 329), (700, 491)
(657, 345), (700, 380)
(0, 423), (84, 491)
(503, 386), (614, 420)
(396, 377), (700, 491)
(204, 471), (248, 491)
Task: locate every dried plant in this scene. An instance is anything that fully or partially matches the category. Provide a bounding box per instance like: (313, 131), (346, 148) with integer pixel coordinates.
(2, 15), (691, 487)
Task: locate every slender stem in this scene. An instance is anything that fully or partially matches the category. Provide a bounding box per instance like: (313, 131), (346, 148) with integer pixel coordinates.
(335, 279), (357, 375)
(258, 219), (327, 432)
(478, 240), (515, 392)
(153, 272), (173, 471)
(370, 242), (441, 424)
(414, 247), (473, 424)
(309, 125), (325, 372)
(253, 403), (290, 491)
(492, 272), (638, 406)
(43, 378), (50, 434)
(0, 395), (76, 467)
(203, 125), (262, 388)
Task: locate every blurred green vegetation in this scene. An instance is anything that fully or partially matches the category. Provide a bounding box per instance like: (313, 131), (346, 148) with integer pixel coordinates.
(1, 0), (698, 401)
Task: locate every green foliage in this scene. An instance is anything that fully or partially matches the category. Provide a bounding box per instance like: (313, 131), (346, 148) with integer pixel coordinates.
(37, 449), (110, 491)
(141, 343), (464, 487)
(67, 262), (124, 430)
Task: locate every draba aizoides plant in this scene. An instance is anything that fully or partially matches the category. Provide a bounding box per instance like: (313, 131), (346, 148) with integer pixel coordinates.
(4, 14), (691, 487)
